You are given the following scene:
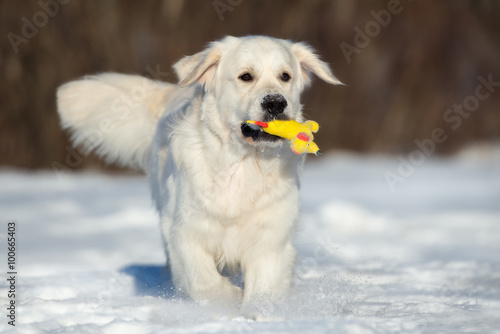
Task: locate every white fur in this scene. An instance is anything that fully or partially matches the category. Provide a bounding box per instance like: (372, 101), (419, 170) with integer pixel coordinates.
(57, 36), (341, 314)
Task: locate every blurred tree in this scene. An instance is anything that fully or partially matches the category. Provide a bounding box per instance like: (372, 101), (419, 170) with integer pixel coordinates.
(1, 0), (499, 170)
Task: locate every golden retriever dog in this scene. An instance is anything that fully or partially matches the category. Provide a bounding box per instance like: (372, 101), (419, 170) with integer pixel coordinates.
(57, 35), (341, 316)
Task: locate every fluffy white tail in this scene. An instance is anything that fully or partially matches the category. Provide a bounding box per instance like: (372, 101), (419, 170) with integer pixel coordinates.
(57, 73), (172, 171)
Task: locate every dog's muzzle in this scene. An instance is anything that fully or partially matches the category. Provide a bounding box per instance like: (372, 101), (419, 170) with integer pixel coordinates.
(241, 94), (291, 142)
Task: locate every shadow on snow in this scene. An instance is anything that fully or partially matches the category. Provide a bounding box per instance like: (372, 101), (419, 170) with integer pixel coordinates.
(121, 264), (177, 298)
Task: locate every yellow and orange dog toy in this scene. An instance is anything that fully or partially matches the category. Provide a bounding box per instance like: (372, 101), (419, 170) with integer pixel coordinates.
(246, 119), (322, 156)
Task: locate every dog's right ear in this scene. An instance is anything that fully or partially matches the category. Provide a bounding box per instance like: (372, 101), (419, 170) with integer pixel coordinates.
(173, 41), (223, 91)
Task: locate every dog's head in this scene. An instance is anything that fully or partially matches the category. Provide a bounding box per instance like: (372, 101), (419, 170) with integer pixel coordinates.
(173, 35), (342, 149)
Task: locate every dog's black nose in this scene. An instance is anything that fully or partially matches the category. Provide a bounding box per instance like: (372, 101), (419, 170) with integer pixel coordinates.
(261, 94), (287, 115)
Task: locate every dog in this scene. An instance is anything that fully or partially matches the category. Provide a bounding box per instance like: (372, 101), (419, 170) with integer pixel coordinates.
(57, 35), (341, 314)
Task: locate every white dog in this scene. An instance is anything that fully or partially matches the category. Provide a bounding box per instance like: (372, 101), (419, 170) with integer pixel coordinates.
(57, 35), (341, 313)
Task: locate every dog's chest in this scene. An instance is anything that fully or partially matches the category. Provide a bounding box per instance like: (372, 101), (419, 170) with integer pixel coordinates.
(201, 158), (281, 219)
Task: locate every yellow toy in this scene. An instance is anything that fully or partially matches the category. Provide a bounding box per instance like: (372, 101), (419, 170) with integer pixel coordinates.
(246, 119), (322, 156)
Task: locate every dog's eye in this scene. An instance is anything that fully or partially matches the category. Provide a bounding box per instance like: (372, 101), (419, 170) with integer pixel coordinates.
(239, 73), (253, 82)
(281, 72), (291, 82)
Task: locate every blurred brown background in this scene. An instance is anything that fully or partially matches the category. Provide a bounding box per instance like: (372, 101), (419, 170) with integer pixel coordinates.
(1, 0), (500, 171)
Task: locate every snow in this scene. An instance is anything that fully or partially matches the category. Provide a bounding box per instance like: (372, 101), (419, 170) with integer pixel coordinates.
(1, 148), (499, 333)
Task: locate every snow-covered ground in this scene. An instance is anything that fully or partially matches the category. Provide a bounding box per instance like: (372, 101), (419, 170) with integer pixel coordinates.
(1, 149), (499, 333)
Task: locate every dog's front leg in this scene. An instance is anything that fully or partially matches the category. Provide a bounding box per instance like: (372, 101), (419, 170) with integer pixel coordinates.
(167, 218), (243, 305)
(241, 239), (296, 318)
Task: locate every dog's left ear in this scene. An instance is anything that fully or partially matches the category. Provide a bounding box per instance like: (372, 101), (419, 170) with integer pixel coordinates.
(291, 42), (343, 87)
(173, 42), (222, 91)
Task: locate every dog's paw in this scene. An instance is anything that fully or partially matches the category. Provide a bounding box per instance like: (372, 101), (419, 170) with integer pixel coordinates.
(229, 285), (244, 303)
(240, 300), (285, 321)
(192, 281), (243, 308)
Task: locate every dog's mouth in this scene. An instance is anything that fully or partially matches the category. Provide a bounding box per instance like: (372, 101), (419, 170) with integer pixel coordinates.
(241, 122), (282, 142)
(241, 113), (291, 142)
